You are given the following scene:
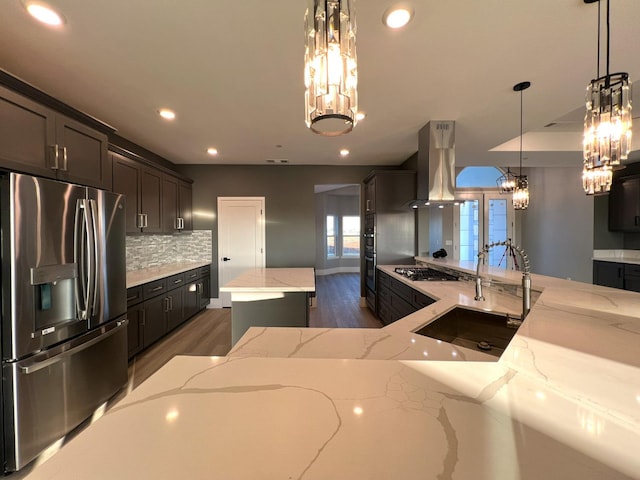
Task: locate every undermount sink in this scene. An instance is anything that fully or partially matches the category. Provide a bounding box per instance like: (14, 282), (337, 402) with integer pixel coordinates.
(414, 307), (521, 358)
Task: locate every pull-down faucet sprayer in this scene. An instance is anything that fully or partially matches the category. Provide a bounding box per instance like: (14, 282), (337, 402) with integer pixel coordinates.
(474, 240), (531, 321)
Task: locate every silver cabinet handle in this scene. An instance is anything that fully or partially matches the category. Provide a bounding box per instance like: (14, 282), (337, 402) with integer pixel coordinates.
(169, 295), (173, 311)
(143, 214), (148, 228)
(61, 146), (68, 171)
(136, 213), (144, 229)
(50, 144), (60, 170)
(150, 285), (164, 292)
(164, 297), (170, 313)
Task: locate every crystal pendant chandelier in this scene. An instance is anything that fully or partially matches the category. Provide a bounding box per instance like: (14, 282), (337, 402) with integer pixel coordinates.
(304, 0), (358, 136)
(513, 81), (531, 210)
(496, 167), (517, 193)
(582, 0), (632, 195)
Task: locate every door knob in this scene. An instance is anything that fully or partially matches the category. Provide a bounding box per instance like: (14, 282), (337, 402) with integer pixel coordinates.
(222, 257), (231, 261)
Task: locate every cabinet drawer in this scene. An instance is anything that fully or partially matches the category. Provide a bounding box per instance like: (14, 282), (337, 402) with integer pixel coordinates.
(389, 292), (415, 319)
(624, 264), (640, 277)
(142, 279), (166, 299)
(377, 271), (391, 288)
(126, 286), (143, 307)
(184, 268), (199, 282)
(412, 290), (435, 309)
(166, 273), (185, 290)
(390, 277), (413, 304)
(198, 265), (210, 278)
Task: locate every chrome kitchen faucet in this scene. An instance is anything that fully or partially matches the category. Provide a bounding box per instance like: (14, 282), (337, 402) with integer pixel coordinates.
(474, 240), (531, 321)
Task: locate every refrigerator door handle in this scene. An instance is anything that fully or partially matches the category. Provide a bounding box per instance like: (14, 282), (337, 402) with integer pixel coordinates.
(74, 199), (89, 319)
(18, 319), (128, 374)
(88, 199), (99, 316)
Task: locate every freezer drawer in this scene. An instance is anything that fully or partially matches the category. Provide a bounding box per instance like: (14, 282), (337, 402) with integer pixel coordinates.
(2, 318), (128, 472)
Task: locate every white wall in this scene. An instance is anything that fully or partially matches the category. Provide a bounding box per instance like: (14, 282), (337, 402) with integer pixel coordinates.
(520, 167), (593, 282)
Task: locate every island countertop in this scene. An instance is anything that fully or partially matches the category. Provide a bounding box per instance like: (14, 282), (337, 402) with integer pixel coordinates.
(219, 267), (316, 293)
(16, 261), (640, 479)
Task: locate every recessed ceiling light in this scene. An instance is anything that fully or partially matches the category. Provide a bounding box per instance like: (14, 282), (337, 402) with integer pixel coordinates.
(207, 148), (218, 156)
(340, 149), (350, 157)
(158, 109), (176, 120)
(356, 112), (366, 121)
(383, 6), (414, 29)
(24, 1), (65, 26)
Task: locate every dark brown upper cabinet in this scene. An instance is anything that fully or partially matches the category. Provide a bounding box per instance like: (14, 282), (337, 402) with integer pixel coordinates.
(0, 85), (109, 189)
(609, 175), (640, 232)
(161, 174), (193, 233)
(112, 152), (162, 234)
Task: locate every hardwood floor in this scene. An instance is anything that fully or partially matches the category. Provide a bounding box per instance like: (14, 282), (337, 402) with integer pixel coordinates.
(128, 273), (381, 388)
(309, 273), (382, 328)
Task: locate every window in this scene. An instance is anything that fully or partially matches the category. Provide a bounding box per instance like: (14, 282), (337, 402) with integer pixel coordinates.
(326, 215), (336, 257)
(453, 167), (515, 269)
(326, 214), (360, 258)
(342, 215), (360, 256)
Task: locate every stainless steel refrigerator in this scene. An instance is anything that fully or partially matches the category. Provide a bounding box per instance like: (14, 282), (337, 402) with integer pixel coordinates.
(1, 172), (128, 472)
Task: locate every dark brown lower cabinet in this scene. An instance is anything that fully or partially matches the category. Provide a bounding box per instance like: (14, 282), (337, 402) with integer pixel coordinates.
(166, 289), (185, 332)
(376, 270), (435, 325)
(126, 265), (211, 359)
(142, 296), (167, 349)
(126, 303), (145, 358)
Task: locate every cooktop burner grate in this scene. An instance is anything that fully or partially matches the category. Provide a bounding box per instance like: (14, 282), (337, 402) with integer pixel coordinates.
(394, 267), (459, 281)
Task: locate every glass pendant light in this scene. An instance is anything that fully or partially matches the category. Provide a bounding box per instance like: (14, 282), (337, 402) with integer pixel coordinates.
(582, 0), (632, 195)
(497, 167), (517, 193)
(304, 0), (358, 136)
(513, 81), (531, 210)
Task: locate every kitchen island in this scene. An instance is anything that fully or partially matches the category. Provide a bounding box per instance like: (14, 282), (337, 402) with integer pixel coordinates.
(15, 261), (640, 479)
(220, 267), (315, 345)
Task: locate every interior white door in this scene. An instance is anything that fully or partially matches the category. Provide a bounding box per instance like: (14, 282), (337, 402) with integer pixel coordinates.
(218, 197), (265, 307)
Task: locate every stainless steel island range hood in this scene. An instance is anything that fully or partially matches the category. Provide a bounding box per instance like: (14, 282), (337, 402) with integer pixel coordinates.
(410, 120), (464, 208)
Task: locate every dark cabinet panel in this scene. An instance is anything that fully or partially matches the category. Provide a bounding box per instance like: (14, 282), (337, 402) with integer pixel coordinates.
(376, 269), (435, 325)
(112, 152), (163, 233)
(364, 177), (376, 213)
(142, 296), (167, 348)
(162, 175), (193, 233)
(183, 281), (200, 320)
(55, 116), (110, 189)
(126, 303), (145, 359)
(609, 176), (640, 232)
(624, 264), (640, 293)
(166, 289), (185, 332)
(199, 275), (211, 309)
(0, 85), (108, 188)
(112, 153), (142, 233)
(140, 167), (162, 233)
(593, 261), (624, 289)
(0, 87), (54, 177)
(179, 181), (193, 231)
(162, 175), (179, 233)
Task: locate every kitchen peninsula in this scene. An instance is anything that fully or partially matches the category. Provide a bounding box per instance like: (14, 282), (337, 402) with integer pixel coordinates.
(16, 261), (640, 480)
(220, 267), (315, 345)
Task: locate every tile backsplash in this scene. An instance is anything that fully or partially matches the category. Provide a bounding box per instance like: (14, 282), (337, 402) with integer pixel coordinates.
(126, 230), (212, 271)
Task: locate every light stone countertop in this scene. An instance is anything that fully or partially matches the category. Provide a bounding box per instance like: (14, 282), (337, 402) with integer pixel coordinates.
(16, 260), (640, 479)
(592, 249), (640, 265)
(219, 267), (316, 293)
(126, 262), (211, 288)
(17, 355), (639, 480)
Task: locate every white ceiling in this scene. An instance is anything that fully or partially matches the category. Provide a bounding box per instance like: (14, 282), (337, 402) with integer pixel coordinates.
(1, 0), (639, 169)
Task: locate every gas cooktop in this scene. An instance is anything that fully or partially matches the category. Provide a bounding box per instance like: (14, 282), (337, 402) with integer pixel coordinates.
(394, 267), (459, 281)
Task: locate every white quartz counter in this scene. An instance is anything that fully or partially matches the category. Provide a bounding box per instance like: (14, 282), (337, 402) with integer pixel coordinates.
(593, 249), (640, 265)
(126, 262), (210, 288)
(16, 260), (640, 479)
(219, 267), (316, 293)
(17, 355), (639, 480)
